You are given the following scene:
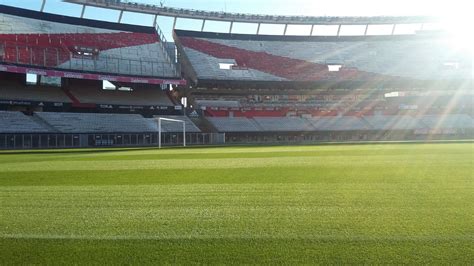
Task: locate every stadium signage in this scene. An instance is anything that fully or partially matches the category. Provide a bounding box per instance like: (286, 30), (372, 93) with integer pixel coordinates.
(130, 79), (150, 83)
(27, 70), (48, 76)
(64, 73), (85, 79)
(0, 64), (187, 86)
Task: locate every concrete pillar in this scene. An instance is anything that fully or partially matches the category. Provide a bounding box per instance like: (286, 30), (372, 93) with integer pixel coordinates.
(256, 23), (261, 35)
(229, 21), (233, 34)
(283, 24), (288, 35)
(310, 24), (315, 36)
(201, 20), (206, 31)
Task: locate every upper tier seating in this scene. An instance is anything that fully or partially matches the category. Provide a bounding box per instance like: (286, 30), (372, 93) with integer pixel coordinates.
(0, 7), (177, 77)
(35, 112), (157, 133)
(0, 111), (50, 133)
(175, 30), (471, 82)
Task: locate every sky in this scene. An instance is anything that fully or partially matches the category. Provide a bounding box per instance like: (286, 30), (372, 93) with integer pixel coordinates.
(0, 0), (471, 39)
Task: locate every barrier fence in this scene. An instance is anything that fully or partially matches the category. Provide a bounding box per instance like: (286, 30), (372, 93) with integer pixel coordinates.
(0, 132), (225, 149)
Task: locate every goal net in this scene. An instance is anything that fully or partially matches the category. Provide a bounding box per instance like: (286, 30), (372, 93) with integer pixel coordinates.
(157, 117), (186, 148)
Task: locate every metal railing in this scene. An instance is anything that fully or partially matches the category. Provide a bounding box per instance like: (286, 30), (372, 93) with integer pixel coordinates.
(154, 24), (180, 77)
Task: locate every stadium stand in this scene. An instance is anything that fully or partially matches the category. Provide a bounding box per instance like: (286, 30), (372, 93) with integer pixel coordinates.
(175, 30), (471, 82)
(0, 111), (50, 133)
(0, 5), (177, 78)
(0, 4), (472, 148)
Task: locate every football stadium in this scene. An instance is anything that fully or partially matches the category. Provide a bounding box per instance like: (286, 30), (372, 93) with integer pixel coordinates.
(0, 0), (473, 264)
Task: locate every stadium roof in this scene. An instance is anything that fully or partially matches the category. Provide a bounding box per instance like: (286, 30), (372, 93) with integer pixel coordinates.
(63, 0), (441, 25)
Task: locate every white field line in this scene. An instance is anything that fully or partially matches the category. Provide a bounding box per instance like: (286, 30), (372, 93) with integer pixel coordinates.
(0, 234), (472, 241)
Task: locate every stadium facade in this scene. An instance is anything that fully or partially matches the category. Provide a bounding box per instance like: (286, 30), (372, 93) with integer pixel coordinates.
(0, 1), (472, 149)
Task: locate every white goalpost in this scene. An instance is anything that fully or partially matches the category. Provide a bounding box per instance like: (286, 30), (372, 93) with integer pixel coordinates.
(158, 117), (186, 148)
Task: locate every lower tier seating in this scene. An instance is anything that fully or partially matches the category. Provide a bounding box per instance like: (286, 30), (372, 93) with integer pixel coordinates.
(206, 115), (474, 132)
(0, 111), (50, 133)
(152, 116), (202, 133)
(309, 116), (370, 131)
(420, 114), (474, 129)
(2, 111), (472, 134)
(207, 117), (260, 132)
(35, 112), (156, 133)
(362, 115), (425, 130)
(253, 117), (314, 131)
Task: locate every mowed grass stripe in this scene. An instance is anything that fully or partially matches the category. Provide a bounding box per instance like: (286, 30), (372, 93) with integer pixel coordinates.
(1, 184), (471, 239)
(0, 164), (472, 186)
(1, 238), (472, 264)
(0, 154), (471, 172)
(1, 142), (471, 163)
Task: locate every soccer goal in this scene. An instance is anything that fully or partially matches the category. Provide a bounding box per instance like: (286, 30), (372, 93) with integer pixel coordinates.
(158, 117), (186, 148)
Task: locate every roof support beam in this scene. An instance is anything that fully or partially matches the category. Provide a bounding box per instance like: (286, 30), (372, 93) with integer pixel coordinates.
(118, 10), (124, 23)
(172, 17), (177, 30)
(229, 21), (233, 34)
(201, 19), (206, 31)
(80, 4), (86, 18)
(40, 0), (47, 12)
(153, 14), (158, 27)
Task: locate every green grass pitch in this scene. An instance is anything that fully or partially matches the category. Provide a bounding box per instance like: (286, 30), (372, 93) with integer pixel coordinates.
(0, 143), (473, 264)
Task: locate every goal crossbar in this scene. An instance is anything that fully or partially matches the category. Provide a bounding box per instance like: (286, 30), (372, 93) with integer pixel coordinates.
(158, 117), (186, 148)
